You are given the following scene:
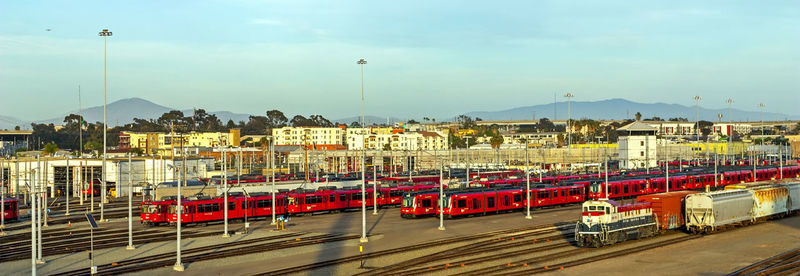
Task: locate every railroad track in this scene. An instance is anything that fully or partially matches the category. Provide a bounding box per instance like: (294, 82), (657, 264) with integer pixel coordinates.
(0, 228), (140, 247)
(729, 247), (800, 276)
(0, 228), (219, 262)
(356, 226), (575, 276)
(55, 232), (362, 276)
(254, 222), (573, 276)
(0, 209), (139, 232)
(484, 235), (701, 275)
(386, 233), (697, 276)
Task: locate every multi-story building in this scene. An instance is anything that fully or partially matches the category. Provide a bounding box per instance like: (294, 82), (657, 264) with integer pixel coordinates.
(271, 126), (346, 147)
(347, 128), (447, 151)
(119, 129), (240, 155)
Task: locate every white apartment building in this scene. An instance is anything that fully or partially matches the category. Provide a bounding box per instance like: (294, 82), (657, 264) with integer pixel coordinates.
(347, 129), (448, 151)
(272, 127), (346, 146)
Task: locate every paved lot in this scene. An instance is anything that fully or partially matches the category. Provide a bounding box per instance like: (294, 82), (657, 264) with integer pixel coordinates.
(4, 204), (799, 275)
(544, 215), (800, 276)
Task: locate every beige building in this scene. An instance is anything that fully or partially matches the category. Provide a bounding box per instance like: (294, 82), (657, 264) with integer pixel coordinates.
(120, 129), (240, 155)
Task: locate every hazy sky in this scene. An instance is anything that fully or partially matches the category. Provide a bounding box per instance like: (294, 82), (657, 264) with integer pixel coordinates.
(1, 1), (799, 121)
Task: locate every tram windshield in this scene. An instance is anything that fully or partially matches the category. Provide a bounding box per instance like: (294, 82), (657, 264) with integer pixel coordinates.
(402, 197), (414, 208)
(141, 204), (159, 214)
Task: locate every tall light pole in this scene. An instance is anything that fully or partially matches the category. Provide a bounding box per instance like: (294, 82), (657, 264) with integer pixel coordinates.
(357, 58), (368, 243)
(373, 152), (378, 215)
(222, 147), (229, 238)
(727, 98), (734, 162)
(98, 28), (112, 221)
(173, 147), (185, 272)
(30, 165), (37, 275)
(694, 95), (701, 167)
(564, 93), (574, 149)
(65, 158), (70, 216)
(438, 157), (445, 231)
(524, 139), (532, 219)
(759, 103), (765, 151)
(126, 154), (135, 250)
(78, 85), (83, 158)
(464, 136), (472, 185)
(270, 136), (276, 225)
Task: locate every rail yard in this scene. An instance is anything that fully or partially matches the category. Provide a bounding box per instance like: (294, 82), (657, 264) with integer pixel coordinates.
(2, 161), (800, 275)
(6, 3), (800, 275)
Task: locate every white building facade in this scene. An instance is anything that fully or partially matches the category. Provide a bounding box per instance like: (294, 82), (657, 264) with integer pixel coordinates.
(617, 122), (658, 170)
(272, 127), (346, 146)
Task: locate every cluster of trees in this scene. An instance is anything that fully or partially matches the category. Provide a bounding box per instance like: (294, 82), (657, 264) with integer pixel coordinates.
(448, 115), (502, 149)
(28, 109), (339, 152)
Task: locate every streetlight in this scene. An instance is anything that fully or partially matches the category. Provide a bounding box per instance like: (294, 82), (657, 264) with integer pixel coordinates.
(30, 165), (37, 275)
(173, 129), (186, 272)
(524, 139), (532, 220)
(98, 28), (112, 221)
(269, 136), (276, 225)
(693, 95), (701, 167)
(759, 103), (765, 147)
(464, 136), (472, 185)
(357, 58), (368, 243)
(727, 98), (734, 163)
(373, 152), (378, 215)
(126, 154), (135, 250)
(222, 148), (229, 238)
(564, 93), (574, 149)
(438, 157), (445, 231)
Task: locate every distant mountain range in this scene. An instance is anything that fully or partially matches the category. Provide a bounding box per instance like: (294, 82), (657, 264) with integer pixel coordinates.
(463, 98), (799, 122)
(2, 97), (797, 130)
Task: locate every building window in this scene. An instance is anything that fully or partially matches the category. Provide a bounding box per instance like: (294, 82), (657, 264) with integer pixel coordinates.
(640, 141), (644, 146)
(640, 151), (644, 156)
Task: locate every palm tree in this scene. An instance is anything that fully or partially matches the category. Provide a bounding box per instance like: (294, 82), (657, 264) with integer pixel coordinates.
(43, 142), (59, 156)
